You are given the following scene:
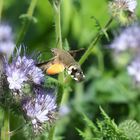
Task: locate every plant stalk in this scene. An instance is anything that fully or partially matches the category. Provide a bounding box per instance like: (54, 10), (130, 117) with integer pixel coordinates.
(1, 107), (10, 140)
(54, 3), (62, 49)
(48, 1), (63, 140)
(79, 17), (113, 65)
(16, 0), (38, 46)
(48, 126), (55, 140)
(53, 1), (64, 106)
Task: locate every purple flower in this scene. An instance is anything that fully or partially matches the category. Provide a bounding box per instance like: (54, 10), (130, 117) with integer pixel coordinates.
(0, 24), (13, 42)
(110, 25), (140, 52)
(126, 0), (137, 12)
(109, 0), (137, 25)
(6, 68), (27, 90)
(0, 24), (15, 59)
(127, 56), (140, 82)
(22, 87), (57, 134)
(4, 54), (44, 91)
(113, 0), (137, 12)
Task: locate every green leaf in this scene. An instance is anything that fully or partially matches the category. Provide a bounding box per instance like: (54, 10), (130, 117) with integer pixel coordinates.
(91, 16), (102, 31)
(77, 108), (129, 140)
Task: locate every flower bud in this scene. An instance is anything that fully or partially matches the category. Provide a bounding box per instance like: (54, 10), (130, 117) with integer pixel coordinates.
(109, 0), (137, 25)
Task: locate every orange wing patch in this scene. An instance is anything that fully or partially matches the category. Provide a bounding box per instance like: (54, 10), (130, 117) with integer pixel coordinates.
(46, 63), (65, 75)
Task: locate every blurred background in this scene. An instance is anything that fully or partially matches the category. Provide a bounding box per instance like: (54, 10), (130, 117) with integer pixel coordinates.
(1, 0), (140, 139)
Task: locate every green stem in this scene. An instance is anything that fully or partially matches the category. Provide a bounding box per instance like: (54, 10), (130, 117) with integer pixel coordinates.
(53, 1), (64, 106)
(1, 107), (10, 140)
(79, 17), (113, 65)
(16, 0), (38, 46)
(61, 88), (69, 105)
(48, 1), (63, 140)
(0, 0), (3, 21)
(54, 3), (62, 49)
(48, 126), (55, 140)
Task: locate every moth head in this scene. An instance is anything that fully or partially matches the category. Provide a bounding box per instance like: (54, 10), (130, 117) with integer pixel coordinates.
(67, 65), (85, 82)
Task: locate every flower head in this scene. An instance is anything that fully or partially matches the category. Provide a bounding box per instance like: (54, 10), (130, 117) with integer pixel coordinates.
(109, 0), (137, 25)
(22, 87), (57, 134)
(0, 24), (15, 59)
(6, 68), (27, 90)
(110, 25), (140, 52)
(4, 53), (44, 91)
(127, 56), (140, 83)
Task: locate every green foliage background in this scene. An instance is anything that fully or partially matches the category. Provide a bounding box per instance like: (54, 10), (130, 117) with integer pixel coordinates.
(1, 0), (140, 139)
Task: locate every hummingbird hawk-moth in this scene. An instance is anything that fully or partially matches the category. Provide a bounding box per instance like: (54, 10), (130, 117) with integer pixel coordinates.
(37, 48), (85, 82)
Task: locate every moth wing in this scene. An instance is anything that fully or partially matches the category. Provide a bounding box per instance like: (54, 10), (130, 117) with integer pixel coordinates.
(68, 48), (85, 58)
(36, 57), (55, 72)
